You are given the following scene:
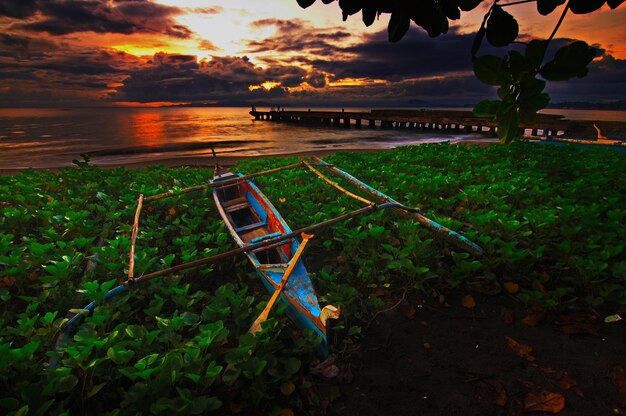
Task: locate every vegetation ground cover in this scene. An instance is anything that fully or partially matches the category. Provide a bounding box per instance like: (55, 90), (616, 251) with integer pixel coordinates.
(0, 142), (624, 415)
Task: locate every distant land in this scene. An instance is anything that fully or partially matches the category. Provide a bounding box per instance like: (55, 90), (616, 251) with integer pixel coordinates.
(166, 100), (626, 111)
(549, 100), (626, 111)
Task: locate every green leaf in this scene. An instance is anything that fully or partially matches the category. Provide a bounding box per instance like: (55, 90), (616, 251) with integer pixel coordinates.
(13, 406), (29, 416)
(284, 357), (301, 377)
(54, 375), (79, 393)
(87, 383), (106, 398)
(496, 104), (520, 143)
(473, 55), (506, 85)
(40, 311), (58, 326)
(473, 99), (501, 117)
(388, 9), (410, 42)
(0, 398), (19, 411)
(107, 346), (135, 364)
(135, 353), (159, 370)
(486, 5), (519, 47)
(205, 361), (223, 380)
(347, 325), (362, 337)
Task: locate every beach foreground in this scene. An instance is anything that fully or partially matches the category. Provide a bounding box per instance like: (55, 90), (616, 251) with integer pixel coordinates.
(1, 143), (624, 415)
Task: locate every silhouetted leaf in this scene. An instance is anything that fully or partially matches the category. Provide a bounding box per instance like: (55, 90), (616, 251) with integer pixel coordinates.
(474, 55), (506, 85)
(608, 0), (625, 8)
(473, 99), (500, 117)
(339, 0), (362, 20)
(296, 0), (316, 8)
(411, 0), (449, 37)
(471, 25), (486, 59)
(486, 5), (519, 47)
(362, 5), (377, 26)
(569, 0), (606, 14)
(539, 41), (597, 81)
(322, 0), (335, 3)
(376, 1), (394, 13)
(459, 0), (483, 12)
(441, 0), (461, 20)
(525, 39), (548, 69)
(520, 78), (547, 97)
(388, 8), (410, 42)
(536, 0), (566, 15)
(504, 50), (533, 81)
(496, 103), (519, 143)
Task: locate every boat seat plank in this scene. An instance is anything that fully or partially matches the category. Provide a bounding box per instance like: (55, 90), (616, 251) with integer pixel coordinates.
(241, 228), (268, 244)
(225, 201), (251, 213)
(222, 196), (247, 208)
(250, 231), (282, 244)
(235, 221), (266, 233)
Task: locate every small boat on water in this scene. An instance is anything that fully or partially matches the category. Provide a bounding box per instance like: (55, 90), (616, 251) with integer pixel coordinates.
(211, 167), (339, 355)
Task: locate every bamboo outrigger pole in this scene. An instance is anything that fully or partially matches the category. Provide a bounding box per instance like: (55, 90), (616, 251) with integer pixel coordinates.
(143, 161), (304, 203)
(309, 157), (484, 257)
(57, 202), (398, 336)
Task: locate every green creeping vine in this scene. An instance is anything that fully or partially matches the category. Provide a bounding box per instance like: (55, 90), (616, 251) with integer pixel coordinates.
(0, 143), (624, 414)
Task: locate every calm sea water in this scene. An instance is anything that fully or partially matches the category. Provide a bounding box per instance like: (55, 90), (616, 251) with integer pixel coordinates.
(0, 107), (623, 169)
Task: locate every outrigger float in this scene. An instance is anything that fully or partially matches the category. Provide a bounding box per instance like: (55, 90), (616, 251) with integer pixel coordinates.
(54, 152), (483, 361)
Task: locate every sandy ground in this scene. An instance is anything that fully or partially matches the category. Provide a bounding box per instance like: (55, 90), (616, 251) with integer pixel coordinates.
(0, 140), (499, 176)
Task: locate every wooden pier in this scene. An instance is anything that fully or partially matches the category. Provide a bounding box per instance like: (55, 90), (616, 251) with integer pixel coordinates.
(250, 109), (626, 138)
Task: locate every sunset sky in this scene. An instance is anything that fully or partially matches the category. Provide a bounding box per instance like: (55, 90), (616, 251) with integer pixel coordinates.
(0, 0), (624, 107)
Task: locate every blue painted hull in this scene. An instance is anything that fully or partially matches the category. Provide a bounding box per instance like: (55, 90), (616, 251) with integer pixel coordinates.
(211, 170), (336, 356)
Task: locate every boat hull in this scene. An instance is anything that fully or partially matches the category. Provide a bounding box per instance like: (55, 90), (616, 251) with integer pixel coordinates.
(211, 170), (334, 355)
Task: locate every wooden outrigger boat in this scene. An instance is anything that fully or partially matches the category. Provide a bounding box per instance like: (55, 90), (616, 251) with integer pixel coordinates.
(211, 166), (339, 354)
(54, 151), (484, 364)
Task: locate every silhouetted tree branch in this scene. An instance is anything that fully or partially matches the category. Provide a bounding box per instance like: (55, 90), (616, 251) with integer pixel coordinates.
(296, 0), (625, 142)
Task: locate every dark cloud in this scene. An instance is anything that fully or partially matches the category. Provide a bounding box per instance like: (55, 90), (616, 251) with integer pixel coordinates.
(112, 53), (311, 103)
(247, 18), (350, 56)
(0, 70), (40, 80)
(0, 39), (147, 106)
(306, 71), (326, 88)
(113, 54), (256, 102)
(1, 0), (191, 38)
(0, 0), (38, 19)
(1, 34), (31, 48)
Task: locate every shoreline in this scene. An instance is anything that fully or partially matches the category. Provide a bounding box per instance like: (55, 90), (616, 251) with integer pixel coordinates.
(0, 140), (498, 176)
